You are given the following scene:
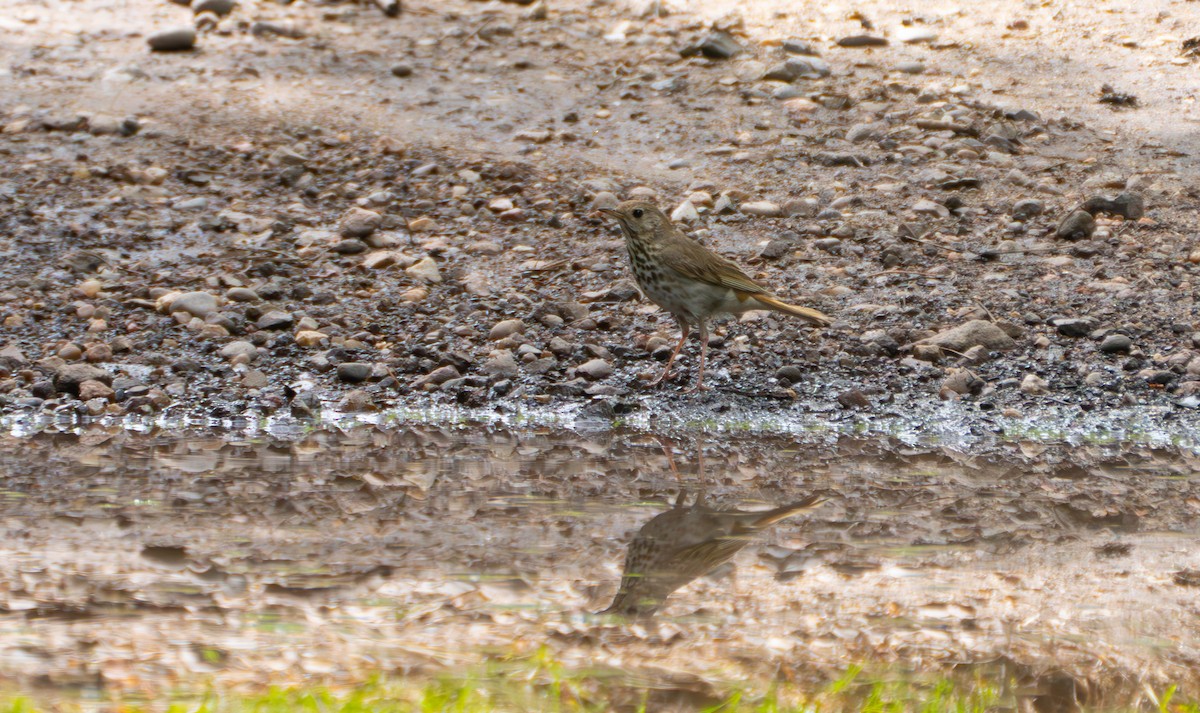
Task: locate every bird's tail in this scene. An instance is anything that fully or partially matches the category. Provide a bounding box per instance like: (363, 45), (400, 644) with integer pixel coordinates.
(751, 494), (825, 528)
(753, 294), (831, 326)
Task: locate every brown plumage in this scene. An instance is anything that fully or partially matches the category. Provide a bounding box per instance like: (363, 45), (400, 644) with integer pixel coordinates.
(602, 492), (824, 618)
(599, 200), (830, 390)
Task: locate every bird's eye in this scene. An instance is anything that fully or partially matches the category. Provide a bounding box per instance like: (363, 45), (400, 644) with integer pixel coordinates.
(632, 208), (644, 218)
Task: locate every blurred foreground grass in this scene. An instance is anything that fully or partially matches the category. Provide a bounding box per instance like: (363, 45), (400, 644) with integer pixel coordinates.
(2, 653), (1195, 713)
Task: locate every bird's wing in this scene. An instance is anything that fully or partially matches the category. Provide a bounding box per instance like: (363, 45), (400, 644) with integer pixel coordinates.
(670, 536), (753, 576)
(657, 236), (768, 295)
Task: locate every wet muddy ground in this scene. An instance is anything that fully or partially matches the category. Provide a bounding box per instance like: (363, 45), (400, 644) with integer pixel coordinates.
(2, 424), (1200, 708)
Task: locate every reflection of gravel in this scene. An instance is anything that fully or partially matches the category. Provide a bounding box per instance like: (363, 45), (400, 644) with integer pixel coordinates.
(0, 0), (1198, 436)
(1, 425), (1198, 704)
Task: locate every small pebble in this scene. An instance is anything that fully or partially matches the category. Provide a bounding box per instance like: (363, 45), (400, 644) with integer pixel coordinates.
(1020, 373), (1049, 395)
(490, 319), (526, 341)
(1100, 334), (1133, 354)
(58, 344), (83, 361)
(256, 310), (294, 330)
(337, 362), (373, 384)
(1011, 198), (1045, 220)
(148, 27), (197, 51)
(191, 0), (235, 16)
(405, 257), (441, 283)
(169, 291), (219, 319)
(576, 358), (613, 380)
(339, 207), (382, 238)
(337, 389), (376, 413)
(740, 201), (783, 218)
(225, 287), (260, 302)
(483, 351), (519, 379)
(837, 35), (888, 47)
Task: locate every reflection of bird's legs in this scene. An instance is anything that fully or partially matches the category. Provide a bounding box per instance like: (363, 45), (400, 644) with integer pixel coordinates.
(655, 435), (681, 483)
(690, 439), (707, 507)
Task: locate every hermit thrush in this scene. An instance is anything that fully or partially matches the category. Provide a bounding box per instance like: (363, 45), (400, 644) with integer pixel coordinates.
(602, 492), (824, 617)
(599, 201), (830, 390)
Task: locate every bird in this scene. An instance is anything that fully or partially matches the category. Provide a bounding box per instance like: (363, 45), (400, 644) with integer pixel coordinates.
(602, 492), (824, 618)
(598, 200), (830, 391)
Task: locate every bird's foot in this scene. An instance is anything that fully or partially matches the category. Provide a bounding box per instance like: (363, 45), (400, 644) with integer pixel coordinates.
(682, 382), (712, 394)
(646, 370), (682, 387)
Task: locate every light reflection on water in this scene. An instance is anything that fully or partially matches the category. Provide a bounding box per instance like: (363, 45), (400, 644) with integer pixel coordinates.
(0, 422), (1198, 704)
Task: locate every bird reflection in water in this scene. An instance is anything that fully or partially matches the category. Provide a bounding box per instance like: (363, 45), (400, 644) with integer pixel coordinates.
(603, 489), (824, 618)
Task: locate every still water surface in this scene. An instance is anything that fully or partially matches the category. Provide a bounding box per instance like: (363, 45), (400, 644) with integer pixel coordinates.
(1, 423), (1198, 706)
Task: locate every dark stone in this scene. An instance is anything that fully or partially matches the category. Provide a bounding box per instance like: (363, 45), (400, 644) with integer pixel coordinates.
(681, 31), (743, 60)
(814, 152), (869, 167)
(1081, 192), (1144, 221)
(1011, 199), (1044, 220)
(332, 239), (368, 255)
(836, 35), (889, 47)
(170, 359), (203, 373)
(336, 362), (373, 383)
(837, 389), (871, 409)
(760, 239), (794, 260)
(1142, 369), (1175, 386)
(762, 57), (830, 82)
(256, 310), (294, 330)
(860, 330), (900, 356)
(1055, 210), (1095, 241)
(1052, 318), (1097, 338)
(775, 365), (805, 384)
(147, 27), (197, 52)
(30, 380), (56, 399)
(782, 38), (819, 56)
(1099, 334), (1133, 354)
(1005, 108), (1041, 122)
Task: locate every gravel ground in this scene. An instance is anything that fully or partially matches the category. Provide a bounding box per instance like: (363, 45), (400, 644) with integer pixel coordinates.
(1, 0), (1200, 436)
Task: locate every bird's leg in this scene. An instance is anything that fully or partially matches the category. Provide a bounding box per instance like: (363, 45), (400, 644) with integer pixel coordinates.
(649, 317), (689, 386)
(685, 320), (712, 392)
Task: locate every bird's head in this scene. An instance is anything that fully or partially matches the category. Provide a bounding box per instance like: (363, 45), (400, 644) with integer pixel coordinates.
(597, 200), (671, 244)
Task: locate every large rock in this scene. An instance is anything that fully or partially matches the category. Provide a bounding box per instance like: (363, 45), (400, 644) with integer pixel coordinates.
(54, 363), (112, 395)
(911, 320), (1015, 352)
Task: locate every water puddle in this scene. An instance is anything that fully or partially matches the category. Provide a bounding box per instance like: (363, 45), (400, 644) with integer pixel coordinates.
(1, 423), (1199, 707)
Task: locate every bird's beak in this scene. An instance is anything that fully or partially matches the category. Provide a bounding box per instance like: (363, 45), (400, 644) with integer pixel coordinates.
(592, 207), (619, 220)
